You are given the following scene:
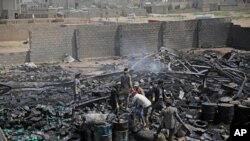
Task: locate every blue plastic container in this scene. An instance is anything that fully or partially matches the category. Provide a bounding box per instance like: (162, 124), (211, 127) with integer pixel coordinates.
(94, 123), (112, 141)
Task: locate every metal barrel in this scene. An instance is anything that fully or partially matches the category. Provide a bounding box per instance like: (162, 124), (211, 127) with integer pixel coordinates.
(201, 102), (217, 122)
(113, 130), (129, 141)
(231, 105), (250, 125)
(218, 103), (234, 124)
(94, 123), (112, 141)
(113, 119), (129, 141)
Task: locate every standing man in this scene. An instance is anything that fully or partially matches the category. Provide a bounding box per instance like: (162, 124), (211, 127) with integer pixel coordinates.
(74, 73), (81, 102)
(130, 91), (152, 128)
(147, 81), (157, 101)
(151, 80), (166, 116)
(120, 68), (133, 109)
(133, 81), (145, 125)
(110, 82), (121, 114)
(154, 100), (190, 141)
(133, 81), (145, 96)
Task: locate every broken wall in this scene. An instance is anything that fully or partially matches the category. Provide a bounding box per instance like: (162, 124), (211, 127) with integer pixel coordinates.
(227, 24), (250, 51)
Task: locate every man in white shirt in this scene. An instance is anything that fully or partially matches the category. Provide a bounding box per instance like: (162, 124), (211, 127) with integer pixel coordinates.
(130, 91), (152, 128)
(120, 68), (133, 109)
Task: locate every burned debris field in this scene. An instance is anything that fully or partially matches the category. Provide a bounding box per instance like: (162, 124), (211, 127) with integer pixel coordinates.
(0, 47), (250, 141)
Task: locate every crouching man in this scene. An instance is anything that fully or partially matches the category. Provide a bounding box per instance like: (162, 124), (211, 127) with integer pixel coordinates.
(130, 90), (152, 128)
(154, 99), (191, 141)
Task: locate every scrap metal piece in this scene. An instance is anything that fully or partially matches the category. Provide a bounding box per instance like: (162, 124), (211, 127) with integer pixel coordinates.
(234, 75), (248, 98)
(0, 84), (12, 95)
(192, 120), (208, 128)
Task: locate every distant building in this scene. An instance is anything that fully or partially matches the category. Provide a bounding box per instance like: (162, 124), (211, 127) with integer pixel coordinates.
(0, 0), (22, 19)
(0, 0), (58, 19)
(195, 0), (250, 11)
(21, 0), (59, 19)
(144, 0), (193, 14)
(196, 0), (223, 11)
(49, 0), (75, 9)
(19, 3), (58, 19)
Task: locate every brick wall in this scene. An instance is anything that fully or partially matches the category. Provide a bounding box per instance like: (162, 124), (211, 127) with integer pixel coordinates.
(227, 24), (250, 51)
(87, 9), (122, 18)
(30, 26), (75, 63)
(164, 20), (198, 49)
(67, 12), (89, 18)
(120, 23), (161, 56)
(102, 9), (122, 17)
(220, 5), (250, 11)
(122, 8), (147, 16)
(151, 5), (168, 14)
(199, 18), (231, 48)
(77, 25), (118, 58)
(0, 52), (27, 65)
(23, 18), (234, 65)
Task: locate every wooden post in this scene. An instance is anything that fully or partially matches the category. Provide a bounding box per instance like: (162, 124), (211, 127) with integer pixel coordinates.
(0, 128), (7, 141)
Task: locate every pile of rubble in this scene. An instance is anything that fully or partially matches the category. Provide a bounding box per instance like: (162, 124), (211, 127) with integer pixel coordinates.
(0, 63), (72, 83)
(0, 48), (250, 141)
(0, 62), (128, 140)
(131, 48), (250, 140)
(0, 101), (112, 141)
